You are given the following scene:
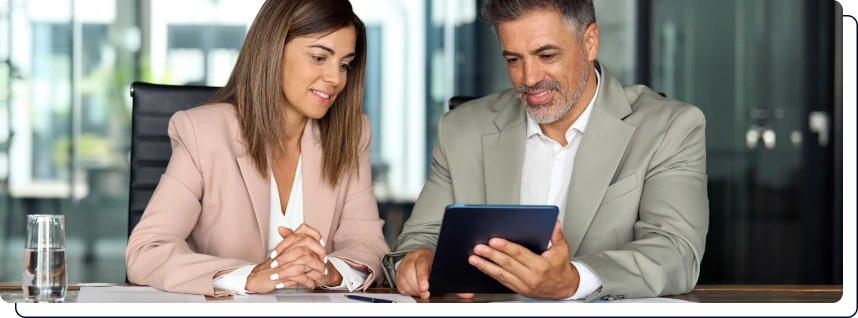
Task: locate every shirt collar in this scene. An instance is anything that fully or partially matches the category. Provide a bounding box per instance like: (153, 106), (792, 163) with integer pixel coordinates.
(526, 66), (601, 139)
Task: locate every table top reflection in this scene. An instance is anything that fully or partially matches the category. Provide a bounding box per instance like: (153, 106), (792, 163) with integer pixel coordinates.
(0, 284), (842, 303)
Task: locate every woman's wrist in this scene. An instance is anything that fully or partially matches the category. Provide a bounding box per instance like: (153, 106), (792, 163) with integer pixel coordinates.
(322, 261), (343, 287)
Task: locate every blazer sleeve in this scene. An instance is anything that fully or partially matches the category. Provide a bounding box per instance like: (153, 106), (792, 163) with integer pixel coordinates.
(574, 106), (709, 301)
(381, 112), (454, 287)
(327, 115), (391, 290)
(125, 111), (253, 296)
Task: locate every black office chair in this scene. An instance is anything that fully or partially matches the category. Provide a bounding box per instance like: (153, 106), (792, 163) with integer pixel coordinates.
(127, 82), (221, 237)
(448, 92), (668, 111)
(448, 96), (479, 111)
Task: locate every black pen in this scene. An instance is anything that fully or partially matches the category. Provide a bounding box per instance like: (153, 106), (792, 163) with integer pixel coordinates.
(344, 295), (395, 303)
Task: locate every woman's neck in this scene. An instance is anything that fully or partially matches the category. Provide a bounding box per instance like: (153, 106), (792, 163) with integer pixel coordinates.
(281, 107), (307, 150)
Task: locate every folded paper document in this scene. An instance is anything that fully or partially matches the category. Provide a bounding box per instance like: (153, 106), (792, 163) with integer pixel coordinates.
(77, 287), (206, 303)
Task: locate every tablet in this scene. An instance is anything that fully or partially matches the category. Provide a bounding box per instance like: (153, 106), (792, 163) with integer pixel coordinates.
(427, 204), (559, 294)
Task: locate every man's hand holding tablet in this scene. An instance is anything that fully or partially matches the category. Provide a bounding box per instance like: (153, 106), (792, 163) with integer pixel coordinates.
(468, 220), (581, 299)
(395, 205), (567, 298)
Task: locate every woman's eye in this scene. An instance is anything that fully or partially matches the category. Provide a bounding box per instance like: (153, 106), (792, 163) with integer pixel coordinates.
(313, 55), (326, 63)
(340, 64), (352, 72)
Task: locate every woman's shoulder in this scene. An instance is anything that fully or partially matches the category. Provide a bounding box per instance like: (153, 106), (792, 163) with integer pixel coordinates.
(358, 113), (371, 148)
(171, 103), (238, 131)
(169, 102), (244, 153)
(181, 102), (237, 123)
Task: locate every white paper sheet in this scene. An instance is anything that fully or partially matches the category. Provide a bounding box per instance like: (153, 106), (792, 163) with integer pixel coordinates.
(231, 291), (416, 303)
(77, 286), (207, 303)
(496, 297), (693, 303)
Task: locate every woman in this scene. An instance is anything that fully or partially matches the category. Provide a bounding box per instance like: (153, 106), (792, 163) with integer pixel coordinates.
(126, 0), (389, 296)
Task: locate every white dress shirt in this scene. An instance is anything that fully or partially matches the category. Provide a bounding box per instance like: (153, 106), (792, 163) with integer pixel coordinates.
(519, 67), (603, 300)
(212, 155), (368, 295)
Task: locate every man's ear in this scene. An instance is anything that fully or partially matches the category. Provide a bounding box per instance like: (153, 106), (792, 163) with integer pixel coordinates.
(583, 23), (599, 62)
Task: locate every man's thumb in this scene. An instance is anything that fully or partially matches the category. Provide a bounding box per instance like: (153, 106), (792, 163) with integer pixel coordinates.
(545, 220), (567, 254)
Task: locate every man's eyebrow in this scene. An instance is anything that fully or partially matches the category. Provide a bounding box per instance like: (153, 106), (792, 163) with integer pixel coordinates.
(530, 44), (561, 55)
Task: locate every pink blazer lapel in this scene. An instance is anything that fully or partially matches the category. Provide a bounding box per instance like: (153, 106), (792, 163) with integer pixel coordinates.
(236, 148), (271, 257)
(301, 119), (336, 247)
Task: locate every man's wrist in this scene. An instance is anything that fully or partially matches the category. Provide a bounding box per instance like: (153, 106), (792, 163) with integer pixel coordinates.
(559, 262), (581, 299)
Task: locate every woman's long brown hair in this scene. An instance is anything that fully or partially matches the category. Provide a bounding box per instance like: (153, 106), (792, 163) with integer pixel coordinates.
(209, 0), (367, 188)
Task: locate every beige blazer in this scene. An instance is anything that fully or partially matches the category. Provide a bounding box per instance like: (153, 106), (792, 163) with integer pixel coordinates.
(126, 103), (389, 296)
(384, 62), (709, 301)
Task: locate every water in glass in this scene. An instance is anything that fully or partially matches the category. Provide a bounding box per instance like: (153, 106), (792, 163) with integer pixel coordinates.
(22, 215), (68, 303)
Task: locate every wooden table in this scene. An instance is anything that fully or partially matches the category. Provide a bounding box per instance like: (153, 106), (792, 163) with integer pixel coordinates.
(0, 284), (842, 303)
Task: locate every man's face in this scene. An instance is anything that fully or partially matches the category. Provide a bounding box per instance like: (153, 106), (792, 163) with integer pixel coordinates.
(498, 9), (597, 124)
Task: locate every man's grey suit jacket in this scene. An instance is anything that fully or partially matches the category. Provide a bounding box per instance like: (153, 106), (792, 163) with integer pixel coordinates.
(383, 63), (709, 302)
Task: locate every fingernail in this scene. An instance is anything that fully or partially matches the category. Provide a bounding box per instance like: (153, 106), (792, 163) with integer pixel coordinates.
(324, 268), (328, 276)
(270, 251), (278, 259)
(320, 238), (325, 247)
(324, 256), (328, 264)
(270, 273), (279, 281)
(275, 283), (285, 289)
(419, 282), (428, 291)
(469, 256), (478, 265)
(270, 260), (278, 269)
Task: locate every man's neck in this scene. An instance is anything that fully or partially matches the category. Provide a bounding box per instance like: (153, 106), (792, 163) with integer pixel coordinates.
(539, 68), (598, 146)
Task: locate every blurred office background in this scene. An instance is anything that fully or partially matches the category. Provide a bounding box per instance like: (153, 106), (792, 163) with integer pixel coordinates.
(0, 0), (840, 286)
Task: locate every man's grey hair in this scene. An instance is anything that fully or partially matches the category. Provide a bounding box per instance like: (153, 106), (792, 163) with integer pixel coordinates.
(481, 0), (596, 38)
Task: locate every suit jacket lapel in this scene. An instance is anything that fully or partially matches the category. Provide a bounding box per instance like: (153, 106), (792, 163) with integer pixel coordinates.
(483, 98), (527, 204)
(564, 63), (636, 256)
(236, 153), (270, 256)
(300, 119), (335, 244)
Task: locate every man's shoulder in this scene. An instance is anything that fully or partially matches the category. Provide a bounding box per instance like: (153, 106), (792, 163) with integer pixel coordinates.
(623, 85), (705, 127)
(440, 89), (519, 130)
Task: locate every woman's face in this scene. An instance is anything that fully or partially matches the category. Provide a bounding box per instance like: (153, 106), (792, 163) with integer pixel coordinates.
(280, 25), (357, 120)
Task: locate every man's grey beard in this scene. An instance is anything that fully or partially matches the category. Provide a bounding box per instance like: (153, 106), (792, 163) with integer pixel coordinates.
(517, 58), (591, 124)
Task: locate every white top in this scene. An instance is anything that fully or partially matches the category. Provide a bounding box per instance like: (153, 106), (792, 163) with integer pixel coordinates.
(212, 155), (367, 295)
(519, 68), (603, 300)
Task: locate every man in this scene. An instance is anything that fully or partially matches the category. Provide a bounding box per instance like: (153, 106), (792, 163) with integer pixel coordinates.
(383, 0), (709, 302)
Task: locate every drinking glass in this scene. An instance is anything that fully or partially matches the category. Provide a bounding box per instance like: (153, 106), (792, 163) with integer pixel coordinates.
(22, 215), (68, 303)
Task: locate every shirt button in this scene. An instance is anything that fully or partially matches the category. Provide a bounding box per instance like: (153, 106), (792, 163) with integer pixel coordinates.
(349, 282), (354, 286)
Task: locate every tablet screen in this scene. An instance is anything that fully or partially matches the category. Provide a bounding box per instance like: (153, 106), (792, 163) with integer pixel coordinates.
(428, 204), (558, 294)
